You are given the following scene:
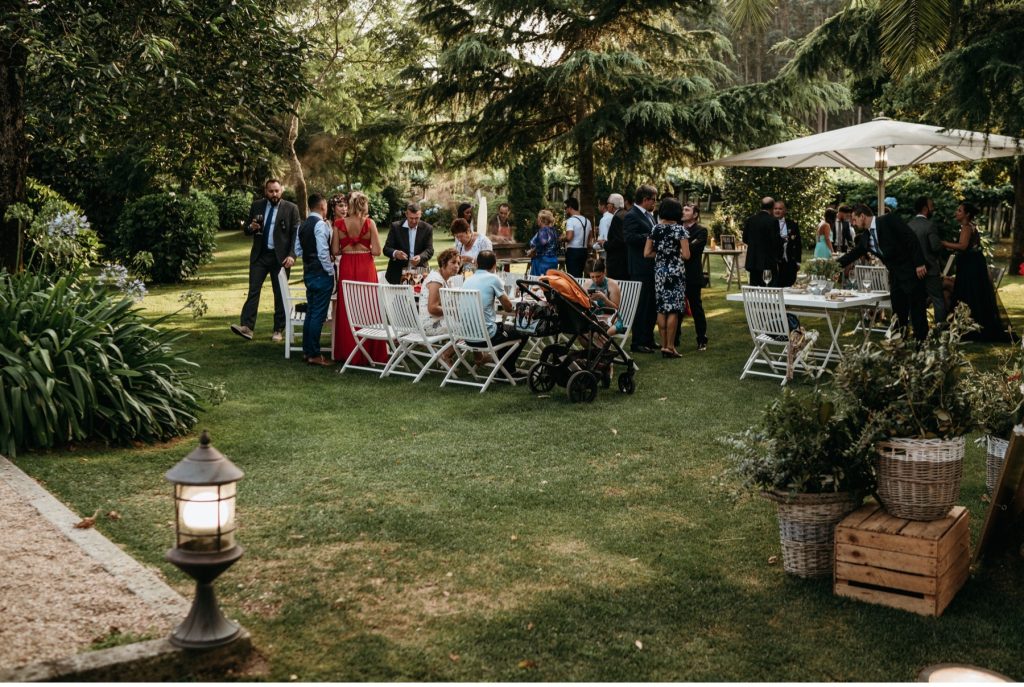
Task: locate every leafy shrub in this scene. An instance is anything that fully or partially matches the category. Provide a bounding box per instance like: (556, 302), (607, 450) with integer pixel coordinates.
(969, 351), (1024, 437)
(422, 203), (454, 233)
(112, 191), (218, 283)
(367, 192), (390, 228)
(720, 389), (875, 496)
(207, 190), (253, 231)
(0, 270), (203, 458)
(508, 156), (545, 242)
(833, 304), (979, 441)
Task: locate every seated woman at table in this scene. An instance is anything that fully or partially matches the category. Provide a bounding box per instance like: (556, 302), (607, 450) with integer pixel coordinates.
(528, 209), (560, 276)
(582, 259), (624, 338)
(420, 248), (460, 335)
(814, 208), (836, 259)
(451, 218), (493, 269)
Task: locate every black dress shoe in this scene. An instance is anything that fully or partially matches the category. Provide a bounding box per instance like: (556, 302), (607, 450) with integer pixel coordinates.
(630, 345), (656, 354)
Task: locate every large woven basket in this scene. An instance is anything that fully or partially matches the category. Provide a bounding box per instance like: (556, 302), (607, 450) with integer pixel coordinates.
(765, 490), (860, 578)
(985, 435), (1009, 495)
(875, 436), (965, 521)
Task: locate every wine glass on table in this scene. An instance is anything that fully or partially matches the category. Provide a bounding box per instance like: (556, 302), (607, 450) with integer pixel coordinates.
(762, 269), (773, 287)
(861, 277), (873, 293)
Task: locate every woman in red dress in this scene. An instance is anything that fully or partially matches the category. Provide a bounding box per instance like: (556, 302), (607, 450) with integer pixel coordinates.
(331, 191), (388, 364)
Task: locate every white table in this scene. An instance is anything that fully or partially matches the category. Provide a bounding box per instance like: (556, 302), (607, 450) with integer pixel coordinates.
(726, 289), (886, 373)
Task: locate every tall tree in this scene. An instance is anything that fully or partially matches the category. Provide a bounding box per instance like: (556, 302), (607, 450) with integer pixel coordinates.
(409, 0), (843, 219)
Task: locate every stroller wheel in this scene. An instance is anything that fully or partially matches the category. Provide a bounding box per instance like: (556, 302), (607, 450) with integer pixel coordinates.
(567, 370), (598, 403)
(618, 373), (636, 395)
(540, 343), (569, 364)
(527, 362), (556, 393)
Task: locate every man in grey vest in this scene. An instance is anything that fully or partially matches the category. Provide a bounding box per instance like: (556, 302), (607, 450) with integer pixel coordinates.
(293, 193), (336, 366)
(907, 196), (946, 323)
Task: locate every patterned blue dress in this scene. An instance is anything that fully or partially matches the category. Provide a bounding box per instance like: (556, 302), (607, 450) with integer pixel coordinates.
(650, 222), (689, 314)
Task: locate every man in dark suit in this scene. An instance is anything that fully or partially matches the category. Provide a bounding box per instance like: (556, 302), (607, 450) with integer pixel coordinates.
(682, 202), (709, 351)
(383, 202), (435, 284)
(742, 197), (777, 286)
(907, 196), (946, 323)
(623, 184), (659, 353)
(231, 178), (300, 341)
(832, 205), (856, 253)
(604, 193), (629, 280)
(773, 200), (801, 287)
(838, 203), (929, 340)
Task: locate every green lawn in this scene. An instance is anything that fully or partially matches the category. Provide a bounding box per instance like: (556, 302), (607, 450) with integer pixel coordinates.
(13, 230), (1024, 681)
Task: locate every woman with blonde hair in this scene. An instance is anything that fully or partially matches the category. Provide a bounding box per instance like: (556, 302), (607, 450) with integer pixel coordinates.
(331, 191), (387, 364)
(528, 209), (559, 276)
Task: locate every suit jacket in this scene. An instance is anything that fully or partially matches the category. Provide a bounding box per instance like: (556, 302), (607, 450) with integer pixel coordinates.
(838, 214), (926, 290)
(742, 210), (778, 273)
(683, 223), (708, 288)
(383, 220), (435, 284)
(908, 215), (943, 276)
(775, 217), (802, 266)
(831, 220), (855, 253)
(604, 209), (628, 280)
(245, 198), (300, 265)
(623, 205), (655, 279)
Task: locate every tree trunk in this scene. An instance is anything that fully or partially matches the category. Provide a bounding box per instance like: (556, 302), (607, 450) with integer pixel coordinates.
(1010, 157), (1024, 274)
(0, 7), (28, 273)
(285, 111), (308, 218)
(577, 137), (596, 222)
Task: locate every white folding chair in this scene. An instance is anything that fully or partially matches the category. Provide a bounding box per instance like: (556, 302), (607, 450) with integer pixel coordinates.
(740, 286), (817, 385)
(448, 274), (464, 288)
(277, 270), (333, 359)
(611, 279), (642, 349)
(339, 281), (394, 374)
(853, 265), (893, 335)
(377, 284), (452, 381)
(439, 288), (521, 393)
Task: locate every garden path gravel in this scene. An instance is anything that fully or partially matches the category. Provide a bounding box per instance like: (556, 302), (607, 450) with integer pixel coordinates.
(0, 463), (185, 671)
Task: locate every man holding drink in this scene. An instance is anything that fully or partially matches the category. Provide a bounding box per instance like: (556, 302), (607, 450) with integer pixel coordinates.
(231, 178), (300, 341)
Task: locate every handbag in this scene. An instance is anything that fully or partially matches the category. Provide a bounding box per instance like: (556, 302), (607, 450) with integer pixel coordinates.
(514, 300), (558, 336)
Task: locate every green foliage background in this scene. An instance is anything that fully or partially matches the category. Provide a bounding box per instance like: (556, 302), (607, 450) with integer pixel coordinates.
(720, 166), (837, 247)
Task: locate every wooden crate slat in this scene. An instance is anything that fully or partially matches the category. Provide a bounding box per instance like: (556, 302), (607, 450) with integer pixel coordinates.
(836, 542), (938, 576)
(835, 526), (939, 558)
(841, 503), (882, 528)
(835, 560), (938, 595)
(834, 580), (937, 616)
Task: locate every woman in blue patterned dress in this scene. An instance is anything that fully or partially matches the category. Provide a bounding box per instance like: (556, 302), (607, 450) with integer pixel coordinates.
(528, 209), (560, 276)
(643, 198), (690, 358)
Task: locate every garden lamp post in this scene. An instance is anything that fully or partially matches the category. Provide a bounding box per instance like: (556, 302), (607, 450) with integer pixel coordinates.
(165, 430), (244, 649)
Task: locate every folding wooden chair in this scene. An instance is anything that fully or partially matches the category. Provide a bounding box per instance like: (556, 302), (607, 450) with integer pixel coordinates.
(377, 284), (452, 381)
(339, 281), (395, 374)
(740, 286), (817, 385)
(853, 264), (893, 336)
(439, 288), (521, 393)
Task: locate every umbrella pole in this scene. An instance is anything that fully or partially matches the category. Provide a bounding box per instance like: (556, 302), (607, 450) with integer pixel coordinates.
(877, 171), (885, 216)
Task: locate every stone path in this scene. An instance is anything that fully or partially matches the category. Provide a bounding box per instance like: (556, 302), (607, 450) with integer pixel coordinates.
(0, 456), (188, 673)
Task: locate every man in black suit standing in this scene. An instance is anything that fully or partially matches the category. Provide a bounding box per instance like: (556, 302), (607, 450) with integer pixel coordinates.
(838, 203), (929, 340)
(907, 196), (946, 323)
(231, 178), (300, 341)
(773, 200), (801, 287)
(604, 193), (629, 280)
(832, 205), (856, 253)
(742, 196), (777, 286)
(623, 184), (659, 353)
(383, 202), (435, 284)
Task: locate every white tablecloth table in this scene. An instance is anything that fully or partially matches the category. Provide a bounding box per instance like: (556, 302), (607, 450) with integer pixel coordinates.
(726, 289), (886, 374)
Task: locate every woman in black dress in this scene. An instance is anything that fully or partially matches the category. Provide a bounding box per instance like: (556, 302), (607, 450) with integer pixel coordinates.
(942, 201), (1012, 342)
(643, 198), (691, 358)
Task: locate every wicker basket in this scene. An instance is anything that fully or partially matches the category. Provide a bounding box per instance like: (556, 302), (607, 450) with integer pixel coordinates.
(985, 435), (1009, 495)
(875, 436), (965, 521)
(765, 490), (860, 578)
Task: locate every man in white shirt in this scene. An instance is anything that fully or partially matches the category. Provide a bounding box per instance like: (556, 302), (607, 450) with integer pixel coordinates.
(293, 193), (336, 366)
(563, 197), (592, 277)
(462, 250), (527, 375)
(597, 199), (615, 249)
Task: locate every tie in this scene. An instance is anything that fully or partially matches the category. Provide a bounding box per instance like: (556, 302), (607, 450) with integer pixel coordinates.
(264, 203), (274, 249)
(645, 211), (655, 228)
(870, 227), (882, 256)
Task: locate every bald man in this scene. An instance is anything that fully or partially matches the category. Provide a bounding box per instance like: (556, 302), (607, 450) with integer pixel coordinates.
(742, 196), (780, 286)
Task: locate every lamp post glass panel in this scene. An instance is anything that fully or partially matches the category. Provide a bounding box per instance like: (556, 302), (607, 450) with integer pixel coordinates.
(165, 431), (245, 649)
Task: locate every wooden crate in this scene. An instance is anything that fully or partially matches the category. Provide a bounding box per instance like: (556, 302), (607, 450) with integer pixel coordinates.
(834, 503), (969, 616)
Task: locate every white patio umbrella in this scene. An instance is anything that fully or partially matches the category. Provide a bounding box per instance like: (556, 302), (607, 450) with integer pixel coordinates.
(705, 117), (1021, 212)
(475, 190), (488, 238)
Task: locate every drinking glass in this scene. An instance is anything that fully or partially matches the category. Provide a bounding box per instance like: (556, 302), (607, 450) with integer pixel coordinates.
(762, 269), (773, 285)
(861, 278), (872, 293)
(252, 214), (264, 234)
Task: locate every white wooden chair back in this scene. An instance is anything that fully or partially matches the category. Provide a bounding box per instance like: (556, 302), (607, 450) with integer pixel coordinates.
(741, 286), (789, 341)
(440, 288), (492, 345)
(615, 279), (643, 341)
(276, 269), (307, 359)
(341, 280), (386, 331)
(377, 269), (388, 283)
(854, 264), (889, 292)
(448, 274), (464, 288)
(378, 284), (420, 337)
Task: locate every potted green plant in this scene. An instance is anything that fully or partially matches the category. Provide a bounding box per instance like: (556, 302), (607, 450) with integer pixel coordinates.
(803, 258), (843, 293)
(833, 304), (980, 520)
(970, 352), (1024, 494)
(721, 389), (874, 578)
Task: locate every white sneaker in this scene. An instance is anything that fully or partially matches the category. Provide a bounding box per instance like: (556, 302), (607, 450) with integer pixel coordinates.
(230, 325), (254, 340)
(271, 330), (284, 343)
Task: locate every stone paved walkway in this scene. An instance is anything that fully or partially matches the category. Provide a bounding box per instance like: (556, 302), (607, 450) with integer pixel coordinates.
(0, 456), (188, 672)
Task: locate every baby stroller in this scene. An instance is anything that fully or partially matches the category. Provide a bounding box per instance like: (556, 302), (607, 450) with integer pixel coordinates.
(514, 272), (637, 403)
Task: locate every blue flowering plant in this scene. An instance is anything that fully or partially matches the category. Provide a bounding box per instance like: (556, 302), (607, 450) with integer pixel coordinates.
(6, 199), (102, 277)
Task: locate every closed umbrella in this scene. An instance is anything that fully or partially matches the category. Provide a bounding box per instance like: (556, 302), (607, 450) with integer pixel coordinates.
(706, 117), (1021, 212)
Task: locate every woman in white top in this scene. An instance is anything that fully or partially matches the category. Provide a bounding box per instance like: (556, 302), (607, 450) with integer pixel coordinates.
(451, 218), (493, 267)
(419, 247), (461, 334)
